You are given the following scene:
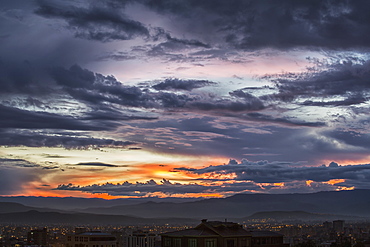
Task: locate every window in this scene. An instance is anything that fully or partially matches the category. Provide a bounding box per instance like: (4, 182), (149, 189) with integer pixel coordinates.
(241, 238), (246, 247)
(174, 238), (181, 247)
(189, 239), (197, 247)
(261, 238), (267, 244)
(226, 239), (235, 247)
(163, 238), (171, 247)
(241, 238), (250, 247)
(205, 238), (217, 247)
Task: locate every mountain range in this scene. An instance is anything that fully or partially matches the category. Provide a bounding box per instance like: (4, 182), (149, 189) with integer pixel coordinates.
(0, 189), (369, 224)
(76, 189), (370, 218)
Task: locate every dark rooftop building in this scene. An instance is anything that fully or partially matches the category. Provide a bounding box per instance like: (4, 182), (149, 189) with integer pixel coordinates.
(249, 231), (285, 247)
(66, 230), (117, 247)
(161, 219), (286, 247)
(27, 227), (48, 247)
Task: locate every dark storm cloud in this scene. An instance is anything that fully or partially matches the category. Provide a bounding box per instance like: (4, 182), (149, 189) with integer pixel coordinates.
(156, 92), (191, 108)
(96, 52), (136, 61)
(175, 159), (370, 185)
(0, 129), (136, 148)
(187, 90), (266, 112)
(150, 27), (210, 45)
(324, 130), (370, 149)
(142, 0), (370, 50)
(56, 179), (212, 196)
(50, 65), (197, 109)
(32, 0), (370, 52)
(146, 33), (211, 59)
(264, 58), (370, 105)
(0, 104), (115, 131)
(189, 99), (264, 112)
(0, 158), (40, 168)
(73, 162), (119, 167)
(50, 65), (266, 112)
(301, 95), (367, 107)
(0, 60), (51, 94)
(152, 78), (215, 91)
(55, 178), (261, 196)
(241, 113), (326, 127)
(35, 1), (149, 42)
(50, 65), (156, 108)
(82, 107), (158, 121)
(165, 34), (211, 49)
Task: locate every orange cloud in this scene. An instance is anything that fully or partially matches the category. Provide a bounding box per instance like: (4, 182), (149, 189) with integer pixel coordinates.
(323, 179), (346, 185)
(336, 186), (355, 191)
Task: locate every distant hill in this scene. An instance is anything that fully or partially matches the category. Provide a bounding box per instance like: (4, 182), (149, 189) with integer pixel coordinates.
(0, 196), (200, 210)
(79, 190), (370, 219)
(0, 210), (198, 225)
(0, 190), (369, 221)
(242, 211), (365, 222)
(0, 202), (38, 213)
(0, 202), (67, 214)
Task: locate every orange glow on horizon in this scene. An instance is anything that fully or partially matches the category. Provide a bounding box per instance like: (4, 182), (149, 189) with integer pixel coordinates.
(203, 172), (237, 180)
(336, 186), (355, 191)
(324, 179), (346, 185)
(306, 180), (314, 186)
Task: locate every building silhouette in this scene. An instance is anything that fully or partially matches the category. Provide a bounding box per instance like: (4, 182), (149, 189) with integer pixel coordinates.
(66, 230), (116, 247)
(161, 219), (286, 247)
(27, 227), (48, 247)
(333, 220), (345, 233)
(122, 230), (157, 247)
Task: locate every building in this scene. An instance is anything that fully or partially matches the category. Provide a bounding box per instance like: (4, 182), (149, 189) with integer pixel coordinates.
(161, 219), (286, 247)
(323, 221), (333, 230)
(249, 231), (285, 247)
(333, 220), (345, 233)
(65, 231), (116, 247)
(27, 227), (48, 247)
(122, 230), (157, 247)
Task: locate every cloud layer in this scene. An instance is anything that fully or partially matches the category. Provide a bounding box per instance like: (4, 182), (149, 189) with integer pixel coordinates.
(0, 0), (370, 197)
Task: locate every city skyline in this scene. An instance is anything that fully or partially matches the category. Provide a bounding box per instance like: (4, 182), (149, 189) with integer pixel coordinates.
(1, 0), (370, 199)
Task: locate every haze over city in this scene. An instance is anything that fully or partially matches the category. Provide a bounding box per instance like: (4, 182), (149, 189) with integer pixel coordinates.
(1, 0), (370, 200)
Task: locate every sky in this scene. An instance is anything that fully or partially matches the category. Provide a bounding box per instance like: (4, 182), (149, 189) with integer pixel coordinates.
(1, 0), (370, 199)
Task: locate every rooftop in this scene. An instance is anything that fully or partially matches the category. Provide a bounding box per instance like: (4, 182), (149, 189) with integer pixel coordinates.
(162, 219), (251, 237)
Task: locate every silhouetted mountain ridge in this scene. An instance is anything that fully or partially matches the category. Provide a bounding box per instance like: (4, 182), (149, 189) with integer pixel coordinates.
(1, 190), (369, 220)
(80, 189), (370, 218)
(0, 202), (68, 214)
(0, 196), (199, 210)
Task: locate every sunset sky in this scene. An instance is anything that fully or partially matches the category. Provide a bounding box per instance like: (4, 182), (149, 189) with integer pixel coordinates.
(1, 0), (370, 199)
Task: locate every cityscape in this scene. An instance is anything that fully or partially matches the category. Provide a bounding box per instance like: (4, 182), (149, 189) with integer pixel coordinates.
(1, 218), (370, 247)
